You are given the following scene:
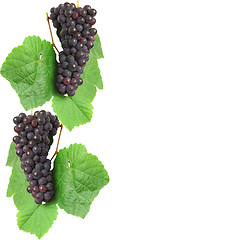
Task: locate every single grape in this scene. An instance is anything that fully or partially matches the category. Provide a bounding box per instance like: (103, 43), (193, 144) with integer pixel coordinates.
(38, 177), (47, 185)
(39, 185), (47, 193)
(33, 171), (42, 180)
(13, 136), (21, 144)
(32, 186), (40, 193)
(27, 186), (33, 193)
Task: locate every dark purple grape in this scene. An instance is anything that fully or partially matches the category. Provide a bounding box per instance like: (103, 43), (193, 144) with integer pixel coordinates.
(27, 132), (34, 140)
(39, 156), (47, 163)
(63, 48), (71, 55)
(66, 55), (74, 63)
(27, 173), (34, 181)
(78, 78), (83, 86)
(89, 18), (96, 26)
(42, 169), (48, 177)
(39, 185), (47, 193)
(68, 63), (77, 71)
(67, 20), (75, 27)
(88, 8), (97, 17)
(41, 148), (49, 156)
(72, 11), (79, 19)
(85, 15), (93, 24)
(13, 116), (21, 124)
(16, 149), (23, 157)
(24, 166), (32, 174)
(37, 116), (45, 125)
(19, 131), (27, 137)
(38, 177), (47, 185)
(42, 135), (50, 144)
(23, 117), (31, 125)
(46, 183), (54, 191)
(86, 41), (94, 49)
(63, 77), (71, 85)
(33, 171), (42, 180)
(65, 9), (72, 17)
(21, 153), (28, 160)
(82, 29), (90, 37)
(23, 145), (31, 152)
(32, 186), (40, 193)
(33, 134), (42, 143)
(63, 69), (72, 77)
(32, 146), (41, 154)
(33, 155), (40, 162)
(26, 159), (35, 167)
(79, 8), (87, 17)
(46, 174), (53, 182)
(58, 84), (66, 93)
(35, 192), (43, 200)
(27, 186), (32, 193)
(40, 110), (46, 116)
(13, 136), (21, 144)
(25, 124), (33, 132)
(28, 139), (35, 147)
(44, 191), (53, 202)
(78, 59), (87, 67)
(30, 180), (38, 187)
(90, 28), (97, 36)
(57, 15), (66, 23)
(35, 198), (42, 204)
(19, 113), (26, 119)
(26, 150), (34, 158)
(84, 5), (91, 11)
(69, 38), (77, 46)
(31, 119), (38, 127)
(44, 162), (51, 171)
(17, 123), (25, 131)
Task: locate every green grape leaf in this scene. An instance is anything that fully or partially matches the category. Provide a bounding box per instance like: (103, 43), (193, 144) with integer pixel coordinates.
(52, 90), (94, 131)
(92, 34), (104, 59)
(6, 143), (58, 239)
(54, 144), (109, 218)
(17, 202), (58, 239)
(6, 155), (26, 198)
(52, 52), (103, 131)
(82, 52), (103, 90)
(0, 36), (57, 110)
(6, 142), (18, 167)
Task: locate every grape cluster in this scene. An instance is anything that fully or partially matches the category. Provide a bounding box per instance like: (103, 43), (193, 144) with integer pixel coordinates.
(50, 2), (97, 96)
(12, 111), (61, 204)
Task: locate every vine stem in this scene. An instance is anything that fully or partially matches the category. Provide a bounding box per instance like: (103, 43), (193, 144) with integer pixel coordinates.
(51, 124), (63, 160)
(46, 12), (60, 53)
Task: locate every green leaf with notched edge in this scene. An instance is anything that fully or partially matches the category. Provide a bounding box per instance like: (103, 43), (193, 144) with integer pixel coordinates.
(6, 156), (26, 198)
(54, 144), (109, 218)
(6, 142), (58, 239)
(52, 52), (103, 131)
(0, 36), (57, 110)
(52, 90), (93, 131)
(17, 202), (58, 239)
(6, 142), (18, 167)
(82, 52), (103, 90)
(92, 34), (104, 59)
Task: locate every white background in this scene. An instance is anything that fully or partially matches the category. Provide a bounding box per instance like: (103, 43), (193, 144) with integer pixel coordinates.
(0, 0), (240, 239)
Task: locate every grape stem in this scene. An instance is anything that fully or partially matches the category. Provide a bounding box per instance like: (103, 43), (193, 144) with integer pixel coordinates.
(51, 124), (63, 160)
(77, 0), (79, 7)
(31, 109), (33, 115)
(46, 12), (60, 54)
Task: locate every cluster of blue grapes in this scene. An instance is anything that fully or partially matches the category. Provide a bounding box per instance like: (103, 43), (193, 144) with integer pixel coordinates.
(13, 111), (61, 204)
(50, 2), (97, 96)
